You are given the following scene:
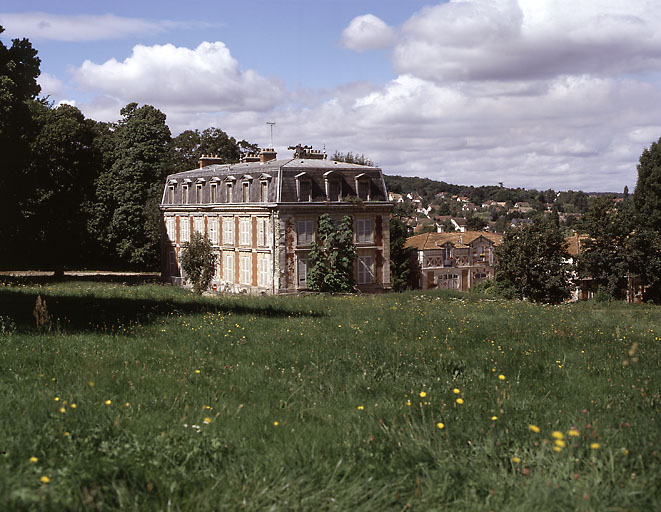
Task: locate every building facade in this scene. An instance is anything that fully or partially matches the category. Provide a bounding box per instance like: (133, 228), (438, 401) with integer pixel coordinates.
(405, 231), (503, 291)
(159, 147), (392, 294)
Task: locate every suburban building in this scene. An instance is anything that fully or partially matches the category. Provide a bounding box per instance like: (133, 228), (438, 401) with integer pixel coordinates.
(405, 231), (503, 291)
(159, 145), (393, 294)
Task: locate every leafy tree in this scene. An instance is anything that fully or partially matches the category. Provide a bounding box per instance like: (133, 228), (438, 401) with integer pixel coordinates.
(330, 151), (374, 166)
(0, 26), (41, 266)
(180, 232), (217, 294)
(389, 217), (414, 291)
(495, 219), (572, 303)
(307, 214), (356, 292)
(171, 127), (244, 171)
(439, 218), (456, 232)
(91, 103), (171, 269)
(633, 137), (661, 232)
(465, 212), (487, 231)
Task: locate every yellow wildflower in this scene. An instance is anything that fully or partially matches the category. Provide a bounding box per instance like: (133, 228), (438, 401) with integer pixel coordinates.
(419, 391), (427, 398)
(511, 456), (521, 463)
(436, 422), (445, 429)
(29, 456), (38, 463)
(529, 424), (540, 433)
(498, 375), (506, 381)
(590, 443), (600, 449)
(104, 400), (112, 405)
(203, 417), (212, 424)
(568, 428), (579, 437)
(456, 398), (464, 404)
(620, 448), (629, 455)
(553, 446), (563, 452)
(552, 431), (564, 440)
(40, 476), (50, 484)
(273, 421), (279, 426)
(554, 439), (566, 448)
(357, 405), (364, 410)
(491, 416), (498, 421)
(452, 388), (460, 394)
(59, 407), (66, 414)
(70, 404), (77, 409)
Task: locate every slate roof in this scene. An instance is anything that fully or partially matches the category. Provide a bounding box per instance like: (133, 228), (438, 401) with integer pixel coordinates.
(405, 231), (503, 250)
(162, 158), (388, 205)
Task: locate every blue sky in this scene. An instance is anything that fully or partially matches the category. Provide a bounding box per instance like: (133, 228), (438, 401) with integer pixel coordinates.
(3, 0), (661, 192)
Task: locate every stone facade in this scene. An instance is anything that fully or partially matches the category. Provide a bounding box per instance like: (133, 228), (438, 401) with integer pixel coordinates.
(159, 148), (392, 294)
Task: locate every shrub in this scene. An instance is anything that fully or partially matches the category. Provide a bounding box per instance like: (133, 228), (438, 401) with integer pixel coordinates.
(179, 232), (217, 294)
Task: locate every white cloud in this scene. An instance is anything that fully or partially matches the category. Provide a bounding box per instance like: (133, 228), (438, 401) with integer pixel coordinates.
(393, 0), (661, 82)
(339, 14), (396, 51)
(74, 42), (284, 113)
(0, 12), (189, 41)
(37, 72), (65, 98)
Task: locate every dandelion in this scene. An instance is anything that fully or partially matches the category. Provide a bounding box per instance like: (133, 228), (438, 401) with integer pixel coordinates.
(104, 400), (112, 405)
(590, 443), (600, 450)
(436, 422), (445, 429)
(357, 405), (364, 410)
(54, 397), (60, 402)
(554, 439), (566, 448)
(621, 448), (629, 455)
(194, 370), (201, 374)
(40, 476), (50, 484)
(456, 398), (464, 405)
(273, 421), (279, 426)
(63, 432), (70, 437)
(498, 375), (506, 381)
(419, 391), (427, 398)
(29, 456), (38, 463)
(70, 404), (76, 409)
(568, 428), (579, 437)
(203, 417), (212, 424)
(553, 446), (563, 452)
(491, 416), (498, 421)
(59, 407), (66, 414)
(529, 424), (540, 433)
(124, 402), (130, 407)
(511, 457), (521, 463)
(552, 431), (564, 440)
(452, 388), (460, 394)
(88, 381), (94, 387)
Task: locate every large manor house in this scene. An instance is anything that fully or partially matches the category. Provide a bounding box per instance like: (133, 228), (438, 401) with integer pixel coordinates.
(160, 145), (393, 294)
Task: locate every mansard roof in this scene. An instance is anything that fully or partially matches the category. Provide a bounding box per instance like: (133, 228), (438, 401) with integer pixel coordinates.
(405, 231), (503, 251)
(162, 158), (388, 204)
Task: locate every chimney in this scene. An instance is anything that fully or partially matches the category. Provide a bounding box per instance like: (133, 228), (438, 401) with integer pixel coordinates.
(259, 148), (277, 163)
(199, 154), (224, 168)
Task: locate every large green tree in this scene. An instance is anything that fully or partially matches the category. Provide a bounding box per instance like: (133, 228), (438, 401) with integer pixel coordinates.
(307, 214), (356, 292)
(633, 137), (661, 232)
(170, 127), (246, 171)
(389, 217), (414, 291)
(91, 103), (171, 269)
(495, 219), (572, 304)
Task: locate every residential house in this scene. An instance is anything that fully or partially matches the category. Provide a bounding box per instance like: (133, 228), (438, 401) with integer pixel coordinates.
(405, 231), (503, 291)
(160, 146), (393, 294)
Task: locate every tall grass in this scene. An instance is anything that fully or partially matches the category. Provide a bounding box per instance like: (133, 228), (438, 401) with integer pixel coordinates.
(0, 280), (659, 510)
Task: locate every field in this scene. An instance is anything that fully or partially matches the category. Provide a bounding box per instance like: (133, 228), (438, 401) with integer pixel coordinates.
(0, 279), (659, 511)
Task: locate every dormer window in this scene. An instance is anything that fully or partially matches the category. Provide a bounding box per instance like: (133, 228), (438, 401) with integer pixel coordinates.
(242, 175), (252, 202)
(259, 173), (272, 202)
(224, 176), (236, 203)
(295, 172), (312, 202)
(210, 177), (220, 203)
(167, 179), (177, 204)
(195, 178), (206, 204)
(182, 179), (192, 204)
(324, 171), (341, 202)
(355, 173), (371, 201)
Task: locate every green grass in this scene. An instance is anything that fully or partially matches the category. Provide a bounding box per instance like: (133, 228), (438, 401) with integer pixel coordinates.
(0, 279), (659, 510)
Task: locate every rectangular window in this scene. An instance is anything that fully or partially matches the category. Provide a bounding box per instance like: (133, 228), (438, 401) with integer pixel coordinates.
(243, 182), (250, 202)
(168, 186), (175, 204)
(329, 181), (341, 201)
(208, 217), (218, 245)
(297, 257), (308, 286)
(222, 217), (234, 246)
(356, 218), (373, 243)
(358, 256), (373, 284)
(180, 216), (190, 243)
(210, 183), (217, 203)
(258, 253), (270, 287)
(297, 219), (314, 245)
(239, 217), (251, 246)
(357, 180), (370, 200)
(183, 185), (189, 204)
(240, 253), (251, 285)
(257, 218), (270, 247)
(223, 251), (234, 283)
(193, 217), (204, 235)
(166, 217), (176, 242)
(260, 181), (269, 201)
(226, 183), (233, 203)
(196, 184), (202, 203)
(298, 181), (311, 202)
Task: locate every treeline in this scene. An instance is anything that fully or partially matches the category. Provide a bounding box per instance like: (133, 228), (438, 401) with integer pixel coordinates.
(0, 27), (255, 272)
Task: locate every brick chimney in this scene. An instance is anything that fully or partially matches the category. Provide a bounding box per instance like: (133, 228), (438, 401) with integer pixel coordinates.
(198, 154), (224, 168)
(259, 148), (277, 163)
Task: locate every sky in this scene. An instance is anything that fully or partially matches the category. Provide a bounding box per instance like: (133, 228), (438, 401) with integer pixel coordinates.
(3, 0), (661, 192)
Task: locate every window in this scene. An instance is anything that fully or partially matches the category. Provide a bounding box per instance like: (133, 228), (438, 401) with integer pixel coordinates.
(239, 217), (251, 246)
(226, 183), (233, 203)
(260, 180), (269, 201)
(257, 218), (270, 247)
(357, 256), (373, 284)
(243, 182), (250, 202)
(297, 257), (308, 287)
(193, 217), (204, 235)
(222, 217), (234, 246)
(240, 253), (251, 285)
(356, 218), (373, 243)
(223, 251), (234, 283)
(210, 183), (217, 203)
(165, 217), (176, 242)
(258, 253), (270, 287)
(328, 181), (341, 201)
(297, 220), (314, 245)
(180, 216), (190, 243)
(168, 185), (175, 204)
(299, 180), (311, 201)
(196, 184), (203, 203)
(208, 217), (218, 245)
(357, 180), (370, 200)
(183, 185), (189, 204)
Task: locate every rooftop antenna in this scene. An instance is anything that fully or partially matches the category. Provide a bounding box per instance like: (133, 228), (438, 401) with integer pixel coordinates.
(266, 121), (276, 148)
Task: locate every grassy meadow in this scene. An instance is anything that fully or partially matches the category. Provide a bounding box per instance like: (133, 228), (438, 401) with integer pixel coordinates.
(0, 279), (659, 511)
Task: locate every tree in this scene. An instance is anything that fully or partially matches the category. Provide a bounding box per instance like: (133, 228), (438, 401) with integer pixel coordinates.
(91, 103), (171, 269)
(465, 212), (487, 231)
(633, 137), (661, 232)
(180, 232), (217, 294)
(307, 214), (356, 292)
(495, 219), (572, 303)
(170, 127), (244, 171)
(389, 217), (414, 291)
(330, 151), (374, 166)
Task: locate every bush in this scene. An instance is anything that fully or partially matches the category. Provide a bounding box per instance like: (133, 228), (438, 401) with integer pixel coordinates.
(179, 232), (217, 294)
